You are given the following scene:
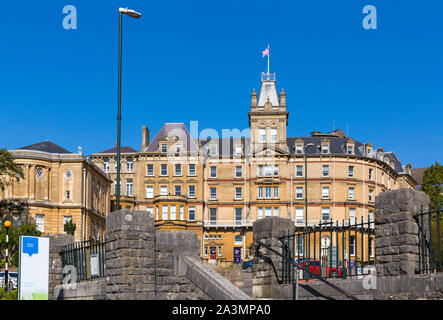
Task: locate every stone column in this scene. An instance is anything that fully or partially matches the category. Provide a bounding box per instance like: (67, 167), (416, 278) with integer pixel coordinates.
(375, 189), (430, 277)
(252, 216), (294, 299)
(48, 234), (75, 300)
(105, 209), (156, 300)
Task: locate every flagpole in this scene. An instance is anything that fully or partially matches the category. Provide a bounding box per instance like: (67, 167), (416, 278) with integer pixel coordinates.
(267, 44), (270, 75)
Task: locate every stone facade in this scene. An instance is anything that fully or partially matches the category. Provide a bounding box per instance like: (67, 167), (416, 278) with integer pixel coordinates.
(90, 71), (416, 266)
(2, 142), (112, 241)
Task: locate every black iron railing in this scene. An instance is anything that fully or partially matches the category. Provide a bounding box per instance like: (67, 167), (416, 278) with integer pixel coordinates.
(280, 217), (375, 283)
(60, 238), (106, 282)
(254, 239), (358, 300)
(415, 204), (442, 274)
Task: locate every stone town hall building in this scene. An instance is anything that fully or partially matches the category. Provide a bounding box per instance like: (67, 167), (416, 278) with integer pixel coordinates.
(89, 71), (417, 265)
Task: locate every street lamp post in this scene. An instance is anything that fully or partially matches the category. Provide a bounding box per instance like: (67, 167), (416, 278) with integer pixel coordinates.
(3, 220), (11, 291)
(304, 143), (314, 229)
(116, 7), (141, 211)
(303, 143), (314, 280)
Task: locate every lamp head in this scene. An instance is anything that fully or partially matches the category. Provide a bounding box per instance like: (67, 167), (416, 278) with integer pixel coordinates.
(119, 7), (142, 18)
(4, 220), (11, 228)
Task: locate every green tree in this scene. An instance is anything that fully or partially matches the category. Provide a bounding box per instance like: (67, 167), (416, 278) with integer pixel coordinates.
(64, 219), (76, 236)
(420, 162), (443, 211)
(0, 224), (41, 267)
(0, 149), (24, 191)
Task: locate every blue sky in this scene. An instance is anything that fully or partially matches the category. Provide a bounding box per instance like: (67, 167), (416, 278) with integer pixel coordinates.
(1, 0), (442, 168)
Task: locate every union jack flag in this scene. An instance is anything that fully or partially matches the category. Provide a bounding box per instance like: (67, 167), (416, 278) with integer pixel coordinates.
(262, 46), (269, 57)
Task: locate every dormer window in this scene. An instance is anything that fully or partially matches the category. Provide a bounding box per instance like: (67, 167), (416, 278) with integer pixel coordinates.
(210, 145), (217, 156)
(235, 146), (242, 155)
(175, 144), (181, 153)
(321, 145), (329, 154)
(296, 145), (303, 154)
(347, 145), (354, 155)
(161, 144), (167, 153)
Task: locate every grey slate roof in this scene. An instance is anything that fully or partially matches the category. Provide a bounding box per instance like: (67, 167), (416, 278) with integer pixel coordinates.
(97, 146), (138, 154)
(145, 123), (199, 152)
(17, 141), (71, 154)
(286, 135), (405, 174)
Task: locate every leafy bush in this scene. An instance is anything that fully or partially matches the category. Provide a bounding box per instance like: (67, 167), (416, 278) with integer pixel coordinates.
(0, 224), (41, 267)
(0, 287), (17, 300)
(64, 220), (76, 236)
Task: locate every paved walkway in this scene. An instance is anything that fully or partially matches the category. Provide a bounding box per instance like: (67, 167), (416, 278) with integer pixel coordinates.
(237, 270), (253, 297)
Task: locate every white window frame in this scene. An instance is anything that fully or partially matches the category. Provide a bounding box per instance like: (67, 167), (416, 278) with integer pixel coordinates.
(36, 214), (44, 232)
(170, 205), (176, 220)
(162, 205), (168, 220)
(147, 164), (154, 176)
(161, 164), (168, 176)
(188, 206), (195, 221)
(235, 166), (242, 178)
(160, 185), (168, 196)
(175, 164), (182, 176)
(296, 165), (303, 177)
(258, 186), (263, 199)
(322, 186), (330, 199)
(348, 166), (354, 178)
(126, 179), (133, 196)
(188, 164), (196, 176)
(322, 165), (329, 177)
(235, 187), (242, 200)
(348, 187), (355, 200)
(270, 128), (277, 142)
(146, 186), (154, 198)
(188, 185), (196, 198)
(259, 128), (266, 143)
(210, 187), (217, 200)
(322, 207), (330, 221)
(179, 206), (184, 220)
(295, 208), (304, 224)
(210, 166), (217, 178)
(126, 158), (133, 173)
(296, 186), (303, 199)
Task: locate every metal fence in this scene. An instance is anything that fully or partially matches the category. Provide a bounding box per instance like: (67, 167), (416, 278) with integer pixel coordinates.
(60, 239), (106, 281)
(415, 204), (442, 274)
(280, 217), (375, 283)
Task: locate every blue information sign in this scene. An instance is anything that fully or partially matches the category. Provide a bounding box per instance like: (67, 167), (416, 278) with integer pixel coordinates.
(234, 247), (241, 264)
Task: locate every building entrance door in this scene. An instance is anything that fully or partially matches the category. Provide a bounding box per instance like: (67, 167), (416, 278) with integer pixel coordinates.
(210, 247), (216, 260)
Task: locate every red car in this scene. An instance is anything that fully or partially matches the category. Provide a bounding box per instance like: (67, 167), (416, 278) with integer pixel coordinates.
(298, 259), (343, 277)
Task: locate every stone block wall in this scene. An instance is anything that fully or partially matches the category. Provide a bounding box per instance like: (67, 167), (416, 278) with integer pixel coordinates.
(154, 230), (210, 300)
(48, 233), (74, 300)
(375, 189), (430, 276)
(252, 216), (294, 299)
(105, 209), (156, 300)
(52, 209), (248, 300)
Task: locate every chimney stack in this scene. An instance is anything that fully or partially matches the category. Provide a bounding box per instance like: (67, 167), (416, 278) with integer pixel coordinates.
(251, 88), (257, 106)
(141, 126), (150, 151)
